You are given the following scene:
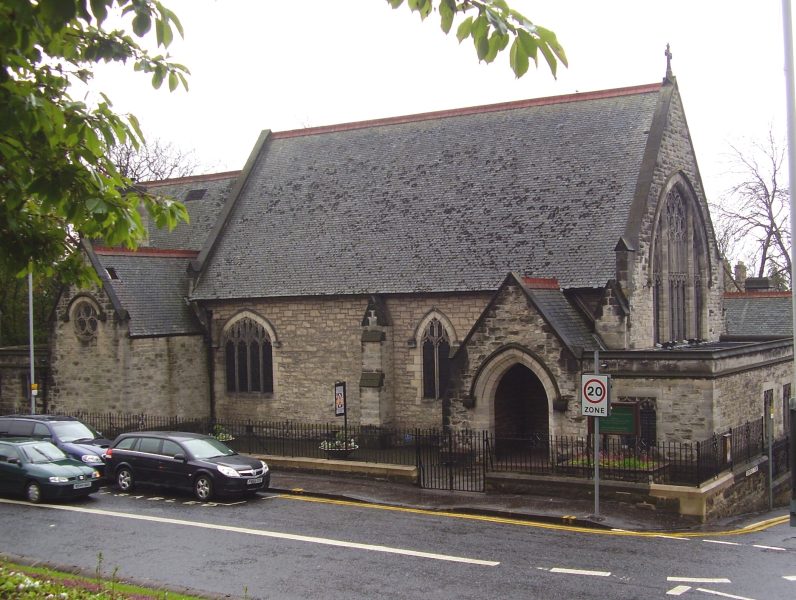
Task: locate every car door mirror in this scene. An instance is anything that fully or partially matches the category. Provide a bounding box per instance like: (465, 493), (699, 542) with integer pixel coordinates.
(173, 453), (187, 462)
(7, 457), (20, 465)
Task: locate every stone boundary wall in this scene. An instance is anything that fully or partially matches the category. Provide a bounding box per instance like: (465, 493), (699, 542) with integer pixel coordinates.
(486, 455), (790, 522)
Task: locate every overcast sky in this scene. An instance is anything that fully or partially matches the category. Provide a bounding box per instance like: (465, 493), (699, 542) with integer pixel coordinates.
(89, 0), (791, 203)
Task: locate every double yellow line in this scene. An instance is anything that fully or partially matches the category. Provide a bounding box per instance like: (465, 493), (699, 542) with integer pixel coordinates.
(279, 493), (790, 538)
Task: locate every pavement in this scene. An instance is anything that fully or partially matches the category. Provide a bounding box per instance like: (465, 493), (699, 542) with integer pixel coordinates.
(267, 470), (790, 534)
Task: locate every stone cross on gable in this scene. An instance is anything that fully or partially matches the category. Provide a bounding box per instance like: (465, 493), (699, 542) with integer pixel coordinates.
(367, 309), (379, 327)
(665, 43), (673, 79)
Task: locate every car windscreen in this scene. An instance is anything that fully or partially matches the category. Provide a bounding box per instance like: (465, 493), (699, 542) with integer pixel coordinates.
(21, 442), (68, 463)
(50, 421), (100, 443)
(182, 438), (236, 460)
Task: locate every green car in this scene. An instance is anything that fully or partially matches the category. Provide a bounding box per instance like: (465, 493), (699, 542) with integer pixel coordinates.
(0, 438), (101, 503)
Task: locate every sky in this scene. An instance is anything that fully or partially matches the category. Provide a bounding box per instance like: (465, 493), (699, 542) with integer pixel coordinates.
(88, 0), (792, 205)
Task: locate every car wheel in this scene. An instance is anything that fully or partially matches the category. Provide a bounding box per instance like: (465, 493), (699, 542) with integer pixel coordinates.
(116, 467), (134, 492)
(25, 481), (42, 504)
(194, 474), (213, 501)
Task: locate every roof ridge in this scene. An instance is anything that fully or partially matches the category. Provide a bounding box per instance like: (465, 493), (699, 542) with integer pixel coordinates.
(93, 247), (199, 258)
(272, 83), (662, 140)
(725, 291), (792, 298)
(141, 170), (241, 187)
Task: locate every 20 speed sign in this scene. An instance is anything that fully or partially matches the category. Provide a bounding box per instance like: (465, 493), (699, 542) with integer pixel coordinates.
(581, 374), (610, 416)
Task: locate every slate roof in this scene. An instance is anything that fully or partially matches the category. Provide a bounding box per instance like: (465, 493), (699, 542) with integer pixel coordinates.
(191, 84), (663, 301)
(520, 284), (601, 353)
(93, 249), (201, 337)
(724, 293), (793, 338)
(141, 172), (238, 251)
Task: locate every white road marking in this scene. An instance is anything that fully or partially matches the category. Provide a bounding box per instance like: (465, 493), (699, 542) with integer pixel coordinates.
(550, 567), (611, 577)
(0, 498), (498, 566)
(657, 535), (690, 540)
(784, 575), (796, 581)
(751, 545), (785, 551)
(702, 540), (740, 546)
(666, 585), (691, 596)
(694, 588), (757, 600)
(668, 578), (731, 584)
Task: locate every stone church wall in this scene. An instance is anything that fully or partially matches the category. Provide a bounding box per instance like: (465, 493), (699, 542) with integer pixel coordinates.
(208, 292), (491, 428)
(624, 85), (724, 350)
(48, 287), (208, 417)
(606, 341), (792, 441)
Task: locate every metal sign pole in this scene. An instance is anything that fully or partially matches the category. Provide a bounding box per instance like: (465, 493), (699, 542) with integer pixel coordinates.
(594, 350), (600, 517)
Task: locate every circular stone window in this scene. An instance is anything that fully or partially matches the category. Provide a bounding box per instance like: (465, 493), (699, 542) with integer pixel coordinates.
(73, 301), (99, 341)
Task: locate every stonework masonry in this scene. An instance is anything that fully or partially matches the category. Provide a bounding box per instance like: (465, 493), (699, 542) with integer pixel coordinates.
(623, 86), (723, 350)
(49, 285), (208, 417)
(206, 292), (491, 427)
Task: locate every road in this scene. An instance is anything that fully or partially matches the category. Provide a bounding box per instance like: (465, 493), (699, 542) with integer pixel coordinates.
(0, 485), (794, 599)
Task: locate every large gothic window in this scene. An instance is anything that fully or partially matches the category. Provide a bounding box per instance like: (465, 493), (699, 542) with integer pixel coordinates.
(652, 184), (708, 344)
(422, 318), (451, 399)
(224, 317), (273, 394)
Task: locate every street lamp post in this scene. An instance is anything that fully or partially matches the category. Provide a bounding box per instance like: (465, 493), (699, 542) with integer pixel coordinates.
(781, 0), (796, 526)
(28, 269), (35, 415)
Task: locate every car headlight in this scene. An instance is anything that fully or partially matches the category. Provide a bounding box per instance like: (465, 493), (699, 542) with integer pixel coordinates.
(81, 454), (102, 464)
(217, 465), (240, 478)
(260, 460), (269, 472)
(49, 476), (69, 483)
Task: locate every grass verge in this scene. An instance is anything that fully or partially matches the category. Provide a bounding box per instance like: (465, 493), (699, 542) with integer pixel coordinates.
(0, 557), (209, 599)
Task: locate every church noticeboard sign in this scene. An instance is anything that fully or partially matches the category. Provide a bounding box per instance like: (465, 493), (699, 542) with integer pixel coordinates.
(588, 403), (639, 435)
(334, 381), (346, 417)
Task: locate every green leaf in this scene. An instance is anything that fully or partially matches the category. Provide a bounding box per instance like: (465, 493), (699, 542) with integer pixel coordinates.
(388, 0), (404, 8)
(538, 41), (557, 78)
(168, 71), (178, 92)
(517, 30), (538, 63)
(537, 26), (568, 67)
(89, 0), (108, 24)
(456, 16), (473, 42)
(484, 32), (509, 64)
(151, 66), (165, 89)
(38, 0), (76, 29)
(439, 0), (455, 34)
(509, 38), (529, 78)
(132, 12), (152, 37)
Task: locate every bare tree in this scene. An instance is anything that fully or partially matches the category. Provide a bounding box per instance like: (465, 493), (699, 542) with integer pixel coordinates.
(711, 130), (791, 289)
(108, 138), (201, 183)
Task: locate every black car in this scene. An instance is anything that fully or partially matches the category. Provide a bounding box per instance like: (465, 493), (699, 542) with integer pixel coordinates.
(0, 438), (101, 503)
(104, 431), (270, 501)
(0, 415), (111, 476)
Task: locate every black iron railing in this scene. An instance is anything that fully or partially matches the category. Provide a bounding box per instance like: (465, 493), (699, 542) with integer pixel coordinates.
(61, 411), (782, 489)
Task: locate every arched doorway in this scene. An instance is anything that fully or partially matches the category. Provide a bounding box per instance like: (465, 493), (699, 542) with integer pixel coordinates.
(494, 363), (549, 455)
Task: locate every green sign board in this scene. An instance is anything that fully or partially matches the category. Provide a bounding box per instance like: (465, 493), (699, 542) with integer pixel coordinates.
(589, 403), (638, 435)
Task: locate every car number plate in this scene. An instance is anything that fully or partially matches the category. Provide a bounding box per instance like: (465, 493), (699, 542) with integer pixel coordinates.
(73, 481), (92, 489)
(247, 477), (263, 485)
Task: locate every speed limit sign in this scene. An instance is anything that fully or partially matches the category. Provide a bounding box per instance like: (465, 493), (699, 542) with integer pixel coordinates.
(581, 374), (610, 416)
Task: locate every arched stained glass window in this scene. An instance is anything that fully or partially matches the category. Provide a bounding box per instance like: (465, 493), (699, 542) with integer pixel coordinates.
(652, 185), (708, 344)
(422, 318), (450, 399)
(224, 317), (273, 393)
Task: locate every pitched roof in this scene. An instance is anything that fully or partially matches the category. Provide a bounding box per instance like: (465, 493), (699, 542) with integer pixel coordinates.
(723, 292), (793, 338)
(93, 248), (202, 337)
(191, 83), (664, 301)
(141, 172), (239, 251)
(517, 276), (600, 354)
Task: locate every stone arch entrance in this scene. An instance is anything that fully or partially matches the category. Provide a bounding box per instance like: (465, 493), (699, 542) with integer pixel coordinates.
(469, 345), (559, 438)
(494, 363), (549, 439)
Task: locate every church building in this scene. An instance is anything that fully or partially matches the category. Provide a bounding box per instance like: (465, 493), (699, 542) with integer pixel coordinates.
(43, 66), (794, 446)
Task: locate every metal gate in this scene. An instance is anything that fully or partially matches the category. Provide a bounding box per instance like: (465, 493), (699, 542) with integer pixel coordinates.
(416, 429), (485, 492)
